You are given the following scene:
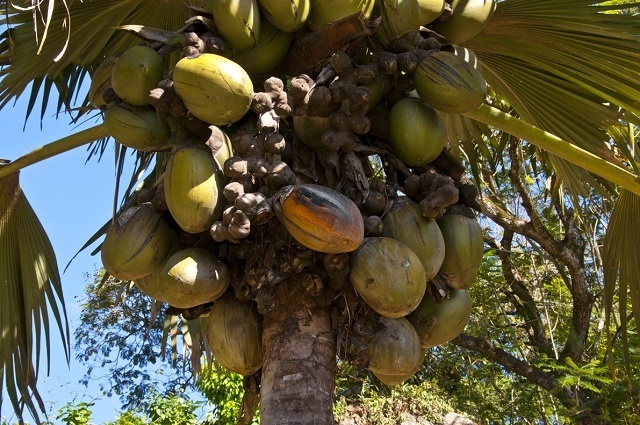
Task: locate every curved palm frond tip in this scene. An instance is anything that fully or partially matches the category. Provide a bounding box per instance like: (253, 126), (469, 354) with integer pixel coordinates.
(0, 169), (69, 423)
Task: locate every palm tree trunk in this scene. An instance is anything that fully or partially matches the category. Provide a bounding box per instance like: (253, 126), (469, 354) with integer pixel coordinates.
(260, 277), (336, 424)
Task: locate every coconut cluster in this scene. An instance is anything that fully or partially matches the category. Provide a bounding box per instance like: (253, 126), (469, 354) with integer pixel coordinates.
(94, 0), (495, 384)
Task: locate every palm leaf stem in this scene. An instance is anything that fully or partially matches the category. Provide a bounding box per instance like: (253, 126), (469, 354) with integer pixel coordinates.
(464, 104), (640, 196)
(0, 123), (108, 179)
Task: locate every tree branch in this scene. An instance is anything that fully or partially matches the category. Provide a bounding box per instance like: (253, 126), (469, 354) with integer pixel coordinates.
(488, 231), (554, 357)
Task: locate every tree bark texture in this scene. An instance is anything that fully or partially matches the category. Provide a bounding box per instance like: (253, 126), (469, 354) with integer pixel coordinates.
(260, 278), (336, 424)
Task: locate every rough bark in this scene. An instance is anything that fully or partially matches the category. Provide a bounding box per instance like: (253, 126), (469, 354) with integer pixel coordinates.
(260, 277), (336, 424)
(486, 232), (555, 358)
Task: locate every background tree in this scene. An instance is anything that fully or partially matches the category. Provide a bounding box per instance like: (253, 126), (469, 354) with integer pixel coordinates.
(2, 0), (640, 424)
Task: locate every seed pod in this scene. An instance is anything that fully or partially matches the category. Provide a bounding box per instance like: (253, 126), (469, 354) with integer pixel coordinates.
(388, 97), (446, 167)
(375, 0), (421, 48)
(351, 115), (371, 135)
(89, 57), (115, 109)
(111, 46), (165, 107)
(364, 215), (384, 236)
(224, 157), (249, 179)
(173, 54), (253, 125)
(273, 184), (364, 253)
(101, 204), (175, 281)
(233, 19), (293, 74)
(248, 157), (271, 179)
(396, 52), (418, 73)
(383, 198), (445, 281)
(161, 247), (230, 308)
(417, 0), (445, 25)
(330, 51), (353, 75)
(377, 52), (398, 75)
(205, 297), (264, 375)
(350, 237), (426, 318)
(104, 103), (172, 151)
(267, 161), (296, 188)
(437, 206), (484, 289)
(265, 133), (286, 154)
(258, 0), (310, 32)
(165, 146), (226, 234)
(368, 317), (423, 386)
(408, 289), (472, 348)
(309, 0), (376, 29)
(229, 210), (251, 238)
(252, 192), (274, 225)
(413, 51), (487, 114)
(293, 114), (333, 150)
(362, 190), (387, 216)
(430, 0), (496, 44)
(206, 0), (261, 50)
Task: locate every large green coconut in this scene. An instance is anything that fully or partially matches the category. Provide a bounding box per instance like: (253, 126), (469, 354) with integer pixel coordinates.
(172, 54), (254, 125)
(309, 0), (376, 29)
(206, 0), (261, 50)
(232, 19), (293, 74)
(350, 237), (427, 318)
(413, 51), (487, 114)
(417, 0), (444, 25)
(430, 0), (496, 44)
(111, 46), (165, 107)
(205, 297), (264, 375)
(88, 57), (114, 109)
(293, 115), (333, 150)
(104, 102), (171, 151)
(160, 247), (230, 309)
(388, 97), (446, 167)
(164, 144), (227, 234)
(368, 316), (423, 386)
(408, 289), (472, 348)
(383, 198), (446, 281)
(437, 206), (484, 289)
(375, 0), (421, 47)
(258, 0), (310, 32)
(101, 204), (175, 281)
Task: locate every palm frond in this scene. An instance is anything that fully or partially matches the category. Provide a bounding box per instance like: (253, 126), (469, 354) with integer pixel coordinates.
(458, 0), (640, 194)
(0, 169), (69, 423)
(0, 0), (196, 121)
(603, 189), (640, 370)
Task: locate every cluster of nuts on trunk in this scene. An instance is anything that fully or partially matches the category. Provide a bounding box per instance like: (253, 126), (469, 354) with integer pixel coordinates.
(403, 170), (459, 220)
(211, 78), (294, 244)
(180, 30), (225, 58)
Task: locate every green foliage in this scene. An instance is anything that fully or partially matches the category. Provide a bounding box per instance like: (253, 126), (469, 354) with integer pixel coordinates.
(145, 393), (199, 425)
(56, 401), (94, 425)
(195, 365), (258, 425)
(102, 410), (148, 425)
(74, 272), (191, 410)
(334, 362), (462, 424)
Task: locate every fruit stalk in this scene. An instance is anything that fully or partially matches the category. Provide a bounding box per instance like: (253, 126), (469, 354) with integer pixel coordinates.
(464, 104), (640, 196)
(0, 124), (109, 179)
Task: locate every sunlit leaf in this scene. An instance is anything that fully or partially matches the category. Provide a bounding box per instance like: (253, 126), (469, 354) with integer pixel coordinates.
(0, 169), (69, 422)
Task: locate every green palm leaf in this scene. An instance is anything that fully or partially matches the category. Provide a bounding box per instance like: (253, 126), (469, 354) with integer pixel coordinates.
(0, 169), (69, 423)
(0, 0), (196, 120)
(603, 189), (640, 368)
(458, 0), (640, 194)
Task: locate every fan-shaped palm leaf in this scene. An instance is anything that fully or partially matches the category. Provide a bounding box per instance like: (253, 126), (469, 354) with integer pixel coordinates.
(437, 1), (636, 197)
(0, 0), (197, 121)
(0, 169), (69, 423)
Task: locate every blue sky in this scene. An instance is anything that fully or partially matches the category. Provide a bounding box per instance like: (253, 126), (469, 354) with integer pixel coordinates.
(1, 91), (132, 423)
